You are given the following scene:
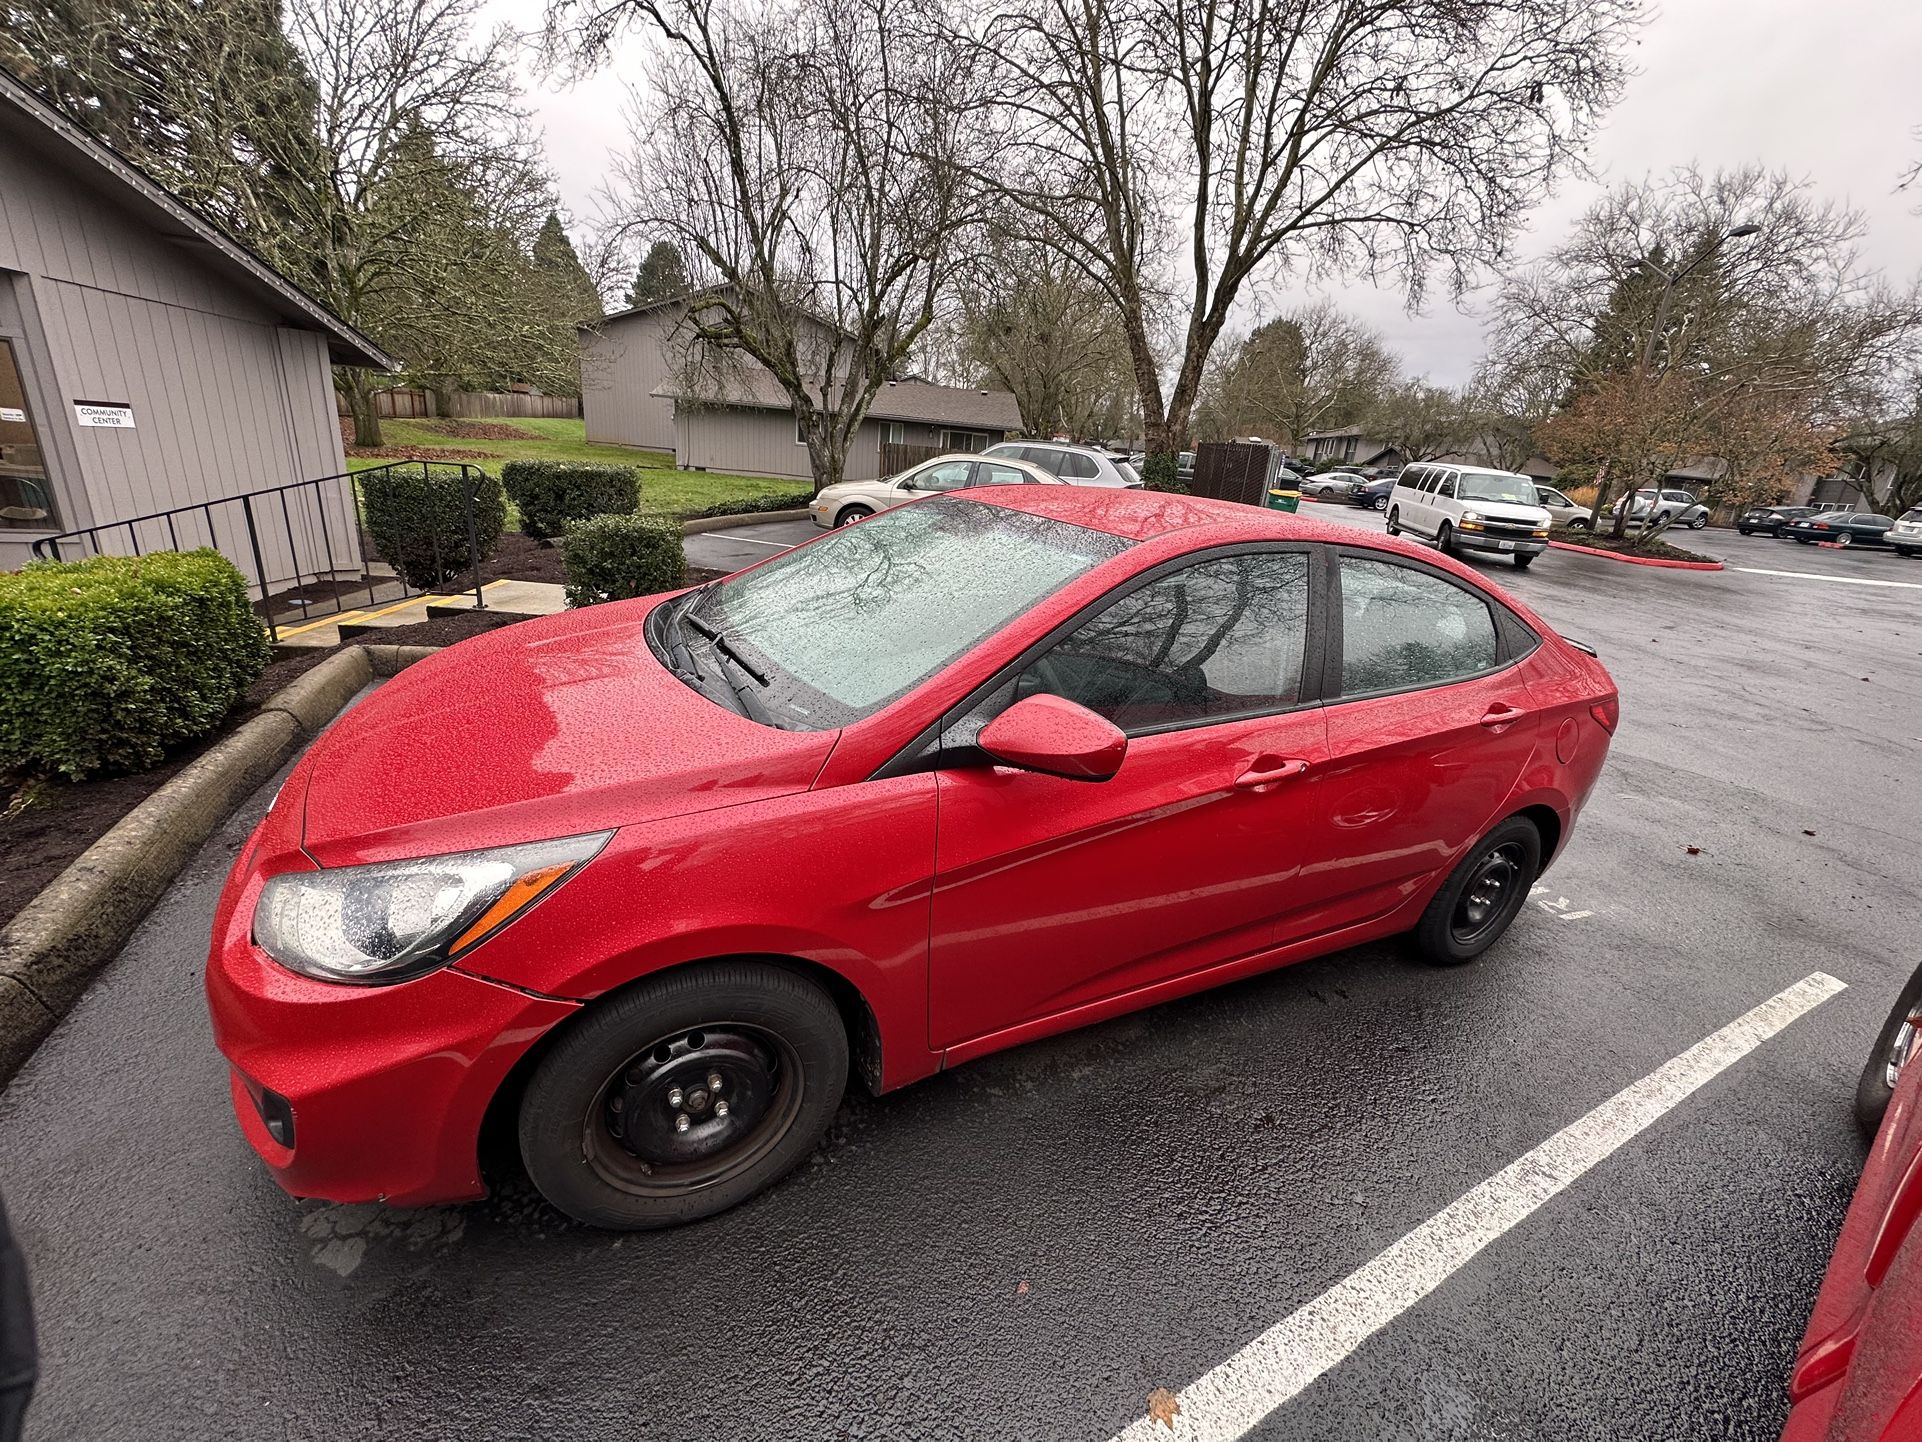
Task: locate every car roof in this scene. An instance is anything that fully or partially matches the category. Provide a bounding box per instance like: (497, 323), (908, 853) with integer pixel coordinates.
(967, 484), (1374, 544)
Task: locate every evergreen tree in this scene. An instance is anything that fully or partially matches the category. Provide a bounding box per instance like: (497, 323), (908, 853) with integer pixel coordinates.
(533, 212), (604, 321)
(625, 241), (689, 308)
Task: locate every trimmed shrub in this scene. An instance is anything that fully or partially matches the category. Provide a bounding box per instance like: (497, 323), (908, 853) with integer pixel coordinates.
(501, 460), (642, 540)
(0, 549), (270, 780)
(673, 490), (812, 521)
(360, 465), (505, 589)
(1141, 452), (1187, 493)
(562, 514), (685, 608)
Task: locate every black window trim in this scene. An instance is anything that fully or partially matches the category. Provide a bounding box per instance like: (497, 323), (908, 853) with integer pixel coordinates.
(1319, 546), (1540, 706)
(872, 540), (1330, 780)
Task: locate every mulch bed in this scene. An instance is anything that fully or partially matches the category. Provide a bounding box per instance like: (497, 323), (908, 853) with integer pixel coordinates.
(343, 444), (501, 461)
(1551, 527), (1717, 564)
(414, 419), (540, 441)
(0, 609), (525, 934)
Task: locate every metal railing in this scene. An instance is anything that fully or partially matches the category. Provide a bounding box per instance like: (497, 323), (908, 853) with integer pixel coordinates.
(30, 460), (490, 642)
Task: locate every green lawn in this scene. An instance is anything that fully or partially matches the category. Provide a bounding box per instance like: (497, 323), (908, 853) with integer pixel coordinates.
(345, 418), (810, 519)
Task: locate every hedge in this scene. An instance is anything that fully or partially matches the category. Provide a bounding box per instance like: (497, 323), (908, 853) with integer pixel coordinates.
(360, 465), (505, 590)
(562, 514), (685, 607)
(672, 490), (811, 521)
(1141, 452), (1187, 493)
(0, 550), (270, 780)
(501, 460), (642, 540)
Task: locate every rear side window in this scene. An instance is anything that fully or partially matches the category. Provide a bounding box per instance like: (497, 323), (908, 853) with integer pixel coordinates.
(1014, 552), (1310, 732)
(1339, 557), (1498, 696)
(976, 462), (1035, 487)
(1057, 451), (1099, 479)
(1399, 467), (1427, 491)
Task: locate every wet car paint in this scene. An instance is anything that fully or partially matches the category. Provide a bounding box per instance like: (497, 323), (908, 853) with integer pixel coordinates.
(205, 487), (1617, 1213)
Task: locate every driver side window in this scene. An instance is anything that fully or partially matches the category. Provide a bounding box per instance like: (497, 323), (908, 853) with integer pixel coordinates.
(1001, 552), (1310, 734)
(912, 461), (974, 492)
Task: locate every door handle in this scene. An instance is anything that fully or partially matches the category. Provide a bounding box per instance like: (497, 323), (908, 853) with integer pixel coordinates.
(1479, 703), (1525, 730)
(1234, 758), (1310, 789)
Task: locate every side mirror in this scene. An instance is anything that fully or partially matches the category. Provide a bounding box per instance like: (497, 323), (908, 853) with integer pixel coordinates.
(977, 694), (1127, 781)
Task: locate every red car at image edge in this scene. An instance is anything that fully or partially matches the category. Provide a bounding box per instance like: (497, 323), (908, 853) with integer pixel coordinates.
(1782, 967), (1922, 1441)
(206, 487), (1618, 1229)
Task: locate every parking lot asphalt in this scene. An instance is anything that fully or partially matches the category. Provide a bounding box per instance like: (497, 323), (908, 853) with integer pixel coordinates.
(3, 505), (1919, 1441)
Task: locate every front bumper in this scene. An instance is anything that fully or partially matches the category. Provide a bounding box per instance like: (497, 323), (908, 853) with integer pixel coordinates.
(1456, 531), (1548, 556)
(207, 933), (579, 1206)
(808, 499), (834, 528)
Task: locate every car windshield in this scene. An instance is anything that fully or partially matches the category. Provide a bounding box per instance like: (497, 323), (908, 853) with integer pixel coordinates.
(1456, 472), (1540, 504)
(677, 498), (1129, 730)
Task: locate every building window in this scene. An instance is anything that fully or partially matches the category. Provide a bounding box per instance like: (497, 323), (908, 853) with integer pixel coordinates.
(883, 421), (905, 445)
(942, 429), (988, 453)
(0, 339), (55, 531)
(795, 416), (809, 445)
(1341, 436), (1357, 461)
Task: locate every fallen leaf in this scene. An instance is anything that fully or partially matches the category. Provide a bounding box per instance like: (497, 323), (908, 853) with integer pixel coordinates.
(1147, 1387), (1181, 1429)
(1803, 829), (1817, 837)
(1685, 845), (1701, 856)
(1015, 1279), (1030, 1296)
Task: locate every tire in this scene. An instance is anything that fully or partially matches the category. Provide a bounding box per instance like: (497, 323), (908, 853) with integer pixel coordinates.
(1737, 526), (1752, 536)
(518, 961), (849, 1229)
(1897, 547), (1917, 558)
(834, 505), (873, 527)
(1569, 518), (1592, 531)
(1688, 515), (1707, 529)
(1834, 532), (1853, 547)
(1436, 520), (1454, 555)
(1855, 965), (1922, 1136)
(1371, 495), (1387, 512)
(1385, 507), (1402, 536)
(1412, 817), (1543, 966)
(1513, 553), (1534, 569)
(1793, 535), (1813, 544)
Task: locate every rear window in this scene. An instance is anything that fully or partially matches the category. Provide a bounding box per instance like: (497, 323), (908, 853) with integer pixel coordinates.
(1901, 508), (1922, 523)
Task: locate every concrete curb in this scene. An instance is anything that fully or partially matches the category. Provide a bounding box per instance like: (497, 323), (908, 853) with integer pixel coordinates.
(0, 644), (439, 1087)
(1547, 539), (1725, 571)
(678, 508), (810, 535)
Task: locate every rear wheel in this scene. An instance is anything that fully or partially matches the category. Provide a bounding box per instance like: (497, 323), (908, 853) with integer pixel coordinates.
(1412, 817), (1542, 966)
(1793, 535), (1813, 544)
(835, 505), (874, 527)
(518, 961), (848, 1229)
(1688, 515), (1708, 529)
(1569, 517), (1592, 531)
(1737, 526), (1753, 535)
(1856, 966), (1922, 1136)
(1371, 495), (1388, 511)
(1385, 507), (1402, 536)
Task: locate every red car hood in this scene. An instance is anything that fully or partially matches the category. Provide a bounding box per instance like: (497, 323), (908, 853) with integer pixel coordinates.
(298, 599), (837, 865)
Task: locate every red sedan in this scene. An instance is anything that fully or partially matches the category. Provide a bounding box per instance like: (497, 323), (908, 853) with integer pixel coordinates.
(1782, 967), (1922, 1440)
(206, 488), (1617, 1229)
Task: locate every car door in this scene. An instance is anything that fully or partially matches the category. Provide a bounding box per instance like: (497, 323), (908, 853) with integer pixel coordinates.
(926, 547), (1330, 1049)
(1391, 465), (1429, 530)
(1277, 550), (1542, 941)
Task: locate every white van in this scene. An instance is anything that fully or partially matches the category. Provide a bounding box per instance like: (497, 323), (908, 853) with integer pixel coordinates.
(1385, 463), (1553, 569)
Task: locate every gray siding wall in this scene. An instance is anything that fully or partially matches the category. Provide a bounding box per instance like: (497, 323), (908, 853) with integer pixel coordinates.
(581, 307), (680, 451)
(673, 407), (1007, 482)
(0, 136), (350, 583)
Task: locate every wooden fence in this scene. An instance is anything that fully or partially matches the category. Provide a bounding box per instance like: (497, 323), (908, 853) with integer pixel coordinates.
(336, 388), (581, 421)
(879, 441), (947, 476)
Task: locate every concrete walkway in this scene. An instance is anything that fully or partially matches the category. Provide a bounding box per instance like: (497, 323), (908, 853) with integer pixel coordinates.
(272, 579), (567, 649)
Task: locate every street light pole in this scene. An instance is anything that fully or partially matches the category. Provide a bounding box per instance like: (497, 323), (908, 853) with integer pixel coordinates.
(1638, 222), (1762, 372)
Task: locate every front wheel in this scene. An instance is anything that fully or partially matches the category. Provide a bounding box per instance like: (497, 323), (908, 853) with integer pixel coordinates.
(835, 505), (874, 527)
(1856, 965), (1922, 1136)
(1436, 520), (1454, 554)
(1834, 532), (1853, 547)
(1689, 515), (1707, 529)
(1569, 517), (1592, 531)
(1513, 553), (1534, 569)
(1412, 817), (1543, 965)
(518, 961), (848, 1229)
(1737, 527), (1752, 535)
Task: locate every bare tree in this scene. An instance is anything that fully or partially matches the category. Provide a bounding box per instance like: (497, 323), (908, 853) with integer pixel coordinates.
(1497, 165), (1922, 534)
(1365, 380), (1477, 463)
(965, 0), (1640, 483)
(561, 0), (988, 491)
(1207, 300), (1398, 448)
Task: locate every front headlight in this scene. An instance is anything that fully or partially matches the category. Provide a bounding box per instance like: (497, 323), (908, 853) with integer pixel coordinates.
(1461, 511), (1484, 524)
(253, 831), (612, 985)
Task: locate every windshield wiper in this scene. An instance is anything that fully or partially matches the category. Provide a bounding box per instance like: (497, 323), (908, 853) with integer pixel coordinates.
(682, 611), (770, 687)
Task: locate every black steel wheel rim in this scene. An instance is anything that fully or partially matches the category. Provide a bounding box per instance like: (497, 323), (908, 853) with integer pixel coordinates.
(584, 1023), (804, 1197)
(1450, 841), (1527, 946)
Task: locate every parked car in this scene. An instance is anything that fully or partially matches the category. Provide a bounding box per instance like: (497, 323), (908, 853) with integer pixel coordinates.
(1613, 487), (1711, 529)
(1350, 475), (1396, 511)
(1780, 962), (1922, 1441)
(1889, 507), (1922, 557)
(207, 488), (1617, 1230)
(1385, 462), (1554, 569)
(1736, 504), (1818, 537)
(1782, 511), (1898, 548)
(983, 441), (1142, 488)
(808, 453), (1058, 529)
(1534, 485), (1593, 531)
(1303, 471), (1367, 499)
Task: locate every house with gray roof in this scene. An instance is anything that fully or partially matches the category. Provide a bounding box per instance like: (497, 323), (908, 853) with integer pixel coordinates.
(0, 66), (390, 576)
(580, 296), (1021, 481)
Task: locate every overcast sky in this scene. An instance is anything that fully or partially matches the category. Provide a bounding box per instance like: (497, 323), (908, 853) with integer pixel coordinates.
(508, 0), (1922, 386)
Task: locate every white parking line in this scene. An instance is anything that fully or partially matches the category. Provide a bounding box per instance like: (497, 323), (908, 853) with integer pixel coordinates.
(1732, 566), (1922, 590)
(708, 532), (796, 548)
(1106, 971), (1847, 1442)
